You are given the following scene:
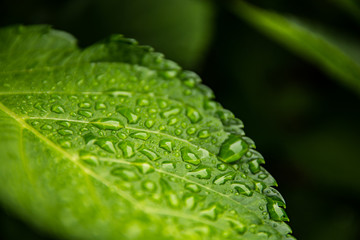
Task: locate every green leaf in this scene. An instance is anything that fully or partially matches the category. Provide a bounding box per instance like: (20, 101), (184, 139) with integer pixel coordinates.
(0, 25), (294, 240)
(232, 1), (360, 96)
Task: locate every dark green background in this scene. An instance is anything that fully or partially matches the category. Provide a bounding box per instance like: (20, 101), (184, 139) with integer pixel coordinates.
(1, 0), (360, 239)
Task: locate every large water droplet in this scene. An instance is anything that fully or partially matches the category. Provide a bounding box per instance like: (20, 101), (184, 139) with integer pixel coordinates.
(118, 141), (135, 158)
(92, 118), (124, 130)
(186, 106), (202, 123)
(130, 132), (150, 140)
(198, 130), (210, 139)
(267, 199), (289, 222)
(78, 110), (93, 118)
(117, 108), (140, 124)
(181, 147), (200, 165)
(248, 158), (265, 174)
(185, 183), (201, 193)
(95, 137), (117, 153)
(111, 167), (140, 181)
(160, 107), (181, 118)
(186, 127), (197, 135)
(218, 135), (249, 163)
(231, 182), (253, 196)
(184, 195), (196, 209)
(159, 139), (173, 153)
(161, 161), (175, 170)
(213, 172), (236, 185)
(140, 148), (160, 161)
(187, 167), (211, 179)
(51, 104), (65, 114)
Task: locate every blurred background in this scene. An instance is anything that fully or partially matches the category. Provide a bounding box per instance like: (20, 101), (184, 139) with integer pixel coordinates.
(1, 0), (360, 239)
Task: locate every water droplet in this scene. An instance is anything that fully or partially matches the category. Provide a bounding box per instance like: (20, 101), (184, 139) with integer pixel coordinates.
(137, 98), (150, 106)
(59, 139), (71, 148)
(167, 117), (178, 126)
(41, 124), (53, 130)
(79, 151), (98, 166)
(95, 136), (117, 153)
(187, 167), (211, 179)
(159, 139), (173, 153)
(175, 129), (182, 135)
(135, 161), (154, 174)
(248, 158), (265, 174)
(231, 182), (253, 196)
(185, 183), (200, 193)
(34, 102), (47, 112)
(198, 130), (210, 139)
(267, 199), (289, 222)
(264, 187), (286, 207)
(213, 172), (236, 185)
(258, 173), (268, 180)
(78, 110), (93, 118)
(184, 195), (196, 209)
(161, 161), (175, 169)
(181, 147), (200, 165)
(118, 141), (135, 158)
(160, 107), (181, 118)
(111, 167), (140, 181)
(217, 164), (227, 171)
(228, 219), (246, 235)
(167, 192), (180, 208)
(186, 127), (197, 135)
(200, 204), (222, 221)
(218, 135), (249, 163)
(57, 121), (71, 128)
(92, 118), (124, 130)
(117, 108), (139, 124)
(58, 129), (74, 136)
(186, 106), (202, 123)
(242, 136), (256, 149)
(130, 132), (150, 140)
(140, 148), (160, 161)
(78, 102), (91, 108)
(51, 104), (65, 114)
(95, 102), (107, 110)
(157, 99), (168, 109)
(142, 180), (156, 192)
(145, 119), (155, 128)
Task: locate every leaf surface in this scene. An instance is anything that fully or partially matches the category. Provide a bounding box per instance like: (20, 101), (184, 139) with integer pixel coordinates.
(0, 25), (293, 240)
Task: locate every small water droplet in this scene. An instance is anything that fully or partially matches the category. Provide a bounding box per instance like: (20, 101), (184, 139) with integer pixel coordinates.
(186, 127), (197, 135)
(34, 102), (47, 112)
(217, 163), (227, 171)
(111, 167), (140, 181)
(51, 104), (65, 114)
(186, 106), (202, 123)
(187, 167), (211, 179)
(95, 102), (107, 110)
(145, 119), (155, 128)
(58, 129), (74, 136)
(57, 121), (71, 128)
(248, 158), (265, 174)
(231, 182), (253, 196)
(160, 107), (181, 118)
(185, 183), (201, 193)
(213, 172), (236, 185)
(79, 151), (98, 166)
(218, 135), (249, 163)
(167, 192), (180, 208)
(181, 147), (200, 165)
(159, 139), (173, 153)
(167, 117), (179, 125)
(142, 180), (156, 192)
(267, 199), (289, 222)
(137, 98), (150, 106)
(184, 195), (196, 209)
(200, 204), (222, 221)
(161, 161), (175, 170)
(198, 129), (210, 139)
(95, 137), (117, 153)
(157, 99), (168, 109)
(118, 141), (135, 158)
(78, 102), (91, 108)
(135, 161), (154, 174)
(41, 124), (53, 130)
(140, 148), (160, 161)
(58, 139), (71, 148)
(258, 173), (268, 179)
(175, 129), (182, 135)
(130, 132), (150, 140)
(92, 118), (124, 130)
(117, 108), (140, 124)
(78, 110), (93, 118)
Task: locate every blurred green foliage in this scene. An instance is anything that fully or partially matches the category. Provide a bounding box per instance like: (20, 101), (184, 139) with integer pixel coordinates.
(1, 0), (360, 239)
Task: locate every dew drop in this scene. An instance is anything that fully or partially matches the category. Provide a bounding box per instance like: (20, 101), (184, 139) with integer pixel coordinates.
(145, 119), (155, 128)
(118, 141), (135, 158)
(79, 151), (98, 166)
(218, 134), (249, 163)
(78, 110), (93, 118)
(117, 108), (140, 124)
(78, 102), (91, 108)
(57, 121), (71, 128)
(181, 147), (200, 165)
(51, 104), (65, 114)
(184, 195), (196, 209)
(187, 167), (211, 179)
(167, 192), (180, 208)
(140, 148), (160, 161)
(159, 139), (173, 153)
(175, 129), (182, 135)
(248, 158), (265, 174)
(142, 180), (156, 192)
(267, 199), (289, 222)
(228, 220), (247, 235)
(135, 161), (154, 174)
(137, 98), (150, 106)
(130, 132), (150, 140)
(200, 204), (221, 221)
(41, 124), (53, 130)
(185, 183), (200, 193)
(95, 102), (107, 110)
(95, 137), (117, 153)
(111, 167), (140, 181)
(198, 129), (210, 139)
(58, 139), (71, 148)
(217, 163), (227, 171)
(160, 107), (181, 118)
(167, 117), (179, 126)
(186, 106), (202, 123)
(92, 118), (124, 130)
(213, 172), (236, 185)
(231, 182), (253, 196)
(161, 161), (175, 170)
(186, 127), (197, 135)
(58, 129), (74, 136)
